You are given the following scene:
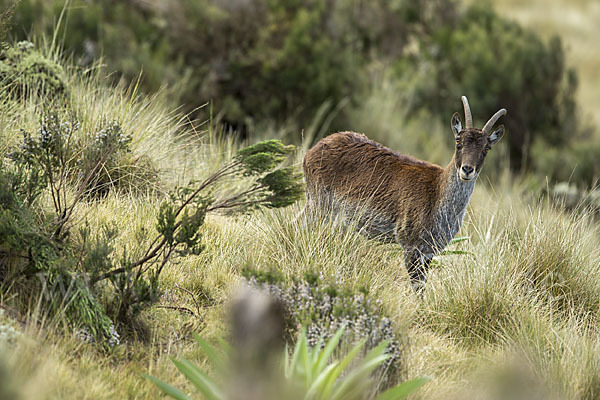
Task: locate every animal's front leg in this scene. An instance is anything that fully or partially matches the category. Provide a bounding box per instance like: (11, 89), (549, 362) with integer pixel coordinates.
(404, 248), (432, 292)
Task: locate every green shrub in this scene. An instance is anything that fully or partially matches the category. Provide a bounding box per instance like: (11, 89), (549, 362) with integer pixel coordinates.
(407, 4), (579, 171)
(0, 41), (67, 99)
(3, 0), (181, 94)
(0, 152), (116, 344)
(243, 269), (406, 386)
(2, 0), (448, 130)
(3, 115), (304, 341)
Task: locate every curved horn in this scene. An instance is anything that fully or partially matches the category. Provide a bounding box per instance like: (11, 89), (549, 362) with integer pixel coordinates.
(482, 108), (507, 134)
(461, 96), (473, 128)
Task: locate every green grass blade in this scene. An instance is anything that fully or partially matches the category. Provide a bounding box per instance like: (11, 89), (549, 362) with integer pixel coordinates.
(300, 330), (312, 387)
(329, 354), (389, 400)
(362, 340), (389, 363)
(328, 342), (390, 400)
(283, 344), (291, 378)
(143, 374), (192, 400)
(449, 236), (469, 244)
(288, 331), (305, 379)
(311, 338), (324, 370)
(216, 337), (233, 354)
(440, 250), (473, 256)
(375, 377), (432, 400)
(171, 358), (224, 400)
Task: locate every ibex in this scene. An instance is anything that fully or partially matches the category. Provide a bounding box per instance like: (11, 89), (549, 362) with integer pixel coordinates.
(303, 96), (506, 289)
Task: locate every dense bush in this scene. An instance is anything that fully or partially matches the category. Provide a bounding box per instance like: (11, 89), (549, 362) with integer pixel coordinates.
(2, 0), (180, 93)
(243, 268), (405, 385)
(0, 41), (67, 99)
(407, 4), (579, 171)
(167, 0), (423, 127)
(0, 148), (116, 343)
(2, 0), (452, 128)
(532, 140), (600, 188)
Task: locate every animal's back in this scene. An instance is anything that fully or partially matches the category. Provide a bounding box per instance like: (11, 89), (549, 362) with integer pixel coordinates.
(303, 132), (443, 243)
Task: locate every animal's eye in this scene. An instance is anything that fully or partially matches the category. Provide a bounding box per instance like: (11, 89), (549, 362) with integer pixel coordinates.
(456, 142), (462, 149)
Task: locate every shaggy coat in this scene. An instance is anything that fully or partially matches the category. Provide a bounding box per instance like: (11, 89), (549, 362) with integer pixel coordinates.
(303, 97), (506, 288)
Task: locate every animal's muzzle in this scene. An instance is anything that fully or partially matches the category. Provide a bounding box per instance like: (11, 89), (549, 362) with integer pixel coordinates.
(459, 165), (475, 181)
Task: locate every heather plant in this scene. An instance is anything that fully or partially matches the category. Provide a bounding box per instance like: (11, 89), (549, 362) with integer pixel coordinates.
(78, 119), (158, 197)
(0, 41), (67, 99)
(0, 146), (116, 343)
(243, 270), (406, 385)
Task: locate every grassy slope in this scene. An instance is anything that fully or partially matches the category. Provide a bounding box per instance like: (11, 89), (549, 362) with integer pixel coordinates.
(2, 40), (600, 400)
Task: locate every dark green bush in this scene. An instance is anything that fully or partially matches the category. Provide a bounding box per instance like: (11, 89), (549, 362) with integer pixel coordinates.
(0, 41), (67, 99)
(3, 0), (180, 92)
(0, 154), (116, 344)
(406, 4), (579, 171)
(2, 0), (444, 129)
(4, 0), (595, 183)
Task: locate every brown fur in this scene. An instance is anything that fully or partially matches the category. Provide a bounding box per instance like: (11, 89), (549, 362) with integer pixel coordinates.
(303, 107), (506, 289)
(304, 132), (443, 244)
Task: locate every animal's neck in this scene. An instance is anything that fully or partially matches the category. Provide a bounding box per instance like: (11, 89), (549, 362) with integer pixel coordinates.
(438, 155), (476, 221)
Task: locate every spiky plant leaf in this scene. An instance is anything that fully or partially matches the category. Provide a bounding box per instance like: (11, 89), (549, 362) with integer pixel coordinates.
(375, 377), (432, 400)
(171, 358), (224, 400)
(193, 333), (227, 375)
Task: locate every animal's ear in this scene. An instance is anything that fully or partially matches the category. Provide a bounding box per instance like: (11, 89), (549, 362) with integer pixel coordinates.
(489, 125), (504, 145)
(451, 112), (462, 138)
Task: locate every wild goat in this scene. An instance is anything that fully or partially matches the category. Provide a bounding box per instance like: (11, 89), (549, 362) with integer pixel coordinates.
(303, 96), (506, 289)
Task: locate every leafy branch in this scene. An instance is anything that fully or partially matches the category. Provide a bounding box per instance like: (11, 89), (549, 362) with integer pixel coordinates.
(90, 139), (304, 321)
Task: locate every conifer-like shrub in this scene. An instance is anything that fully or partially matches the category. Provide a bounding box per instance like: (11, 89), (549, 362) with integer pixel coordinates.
(0, 41), (67, 99)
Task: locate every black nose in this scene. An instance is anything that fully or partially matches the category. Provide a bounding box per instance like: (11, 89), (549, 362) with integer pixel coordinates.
(461, 165), (474, 175)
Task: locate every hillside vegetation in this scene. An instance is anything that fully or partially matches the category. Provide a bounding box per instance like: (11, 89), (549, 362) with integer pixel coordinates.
(1, 1), (600, 399)
(487, 0), (600, 129)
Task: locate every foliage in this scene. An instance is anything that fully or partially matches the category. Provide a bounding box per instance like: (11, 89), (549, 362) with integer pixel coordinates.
(407, 4), (579, 171)
(1, 0), (450, 129)
(3, 1), (593, 180)
(3, 0), (180, 95)
(146, 327), (430, 400)
(2, 110), (303, 339)
(11, 113), (155, 239)
(78, 119), (158, 198)
(243, 270), (405, 385)
(0, 144), (116, 343)
(0, 41), (67, 99)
